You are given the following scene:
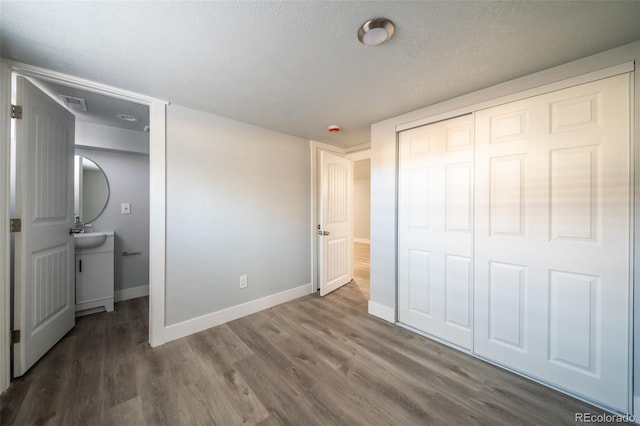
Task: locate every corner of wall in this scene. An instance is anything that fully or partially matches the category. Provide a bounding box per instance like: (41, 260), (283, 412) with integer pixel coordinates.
(368, 300), (395, 323)
(369, 119), (399, 311)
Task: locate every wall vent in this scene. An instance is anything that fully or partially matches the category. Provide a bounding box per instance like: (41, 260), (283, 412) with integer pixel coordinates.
(60, 95), (88, 112)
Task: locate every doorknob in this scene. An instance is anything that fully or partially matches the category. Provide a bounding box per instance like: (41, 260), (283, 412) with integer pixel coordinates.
(317, 230), (330, 236)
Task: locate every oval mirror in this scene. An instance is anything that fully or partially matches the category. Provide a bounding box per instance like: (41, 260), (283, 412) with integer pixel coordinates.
(74, 155), (110, 223)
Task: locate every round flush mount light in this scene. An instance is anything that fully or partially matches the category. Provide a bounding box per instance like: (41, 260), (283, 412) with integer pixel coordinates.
(358, 18), (395, 46)
(328, 124), (341, 133)
(116, 113), (138, 122)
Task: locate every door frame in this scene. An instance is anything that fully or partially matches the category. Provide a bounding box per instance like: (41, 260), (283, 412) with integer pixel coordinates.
(309, 141), (370, 292)
(0, 60), (168, 393)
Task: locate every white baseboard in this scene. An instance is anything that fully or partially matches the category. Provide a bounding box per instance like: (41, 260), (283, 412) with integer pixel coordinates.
(114, 284), (149, 302)
(368, 300), (395, 323)
(164, 283), (314, 343)
(353, 238), (370, 244)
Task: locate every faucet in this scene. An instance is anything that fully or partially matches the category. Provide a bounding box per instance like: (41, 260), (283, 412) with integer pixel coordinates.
(72, 215), (93, 233)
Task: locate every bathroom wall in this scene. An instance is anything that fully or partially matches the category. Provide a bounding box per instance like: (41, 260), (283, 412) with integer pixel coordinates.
(353, 159), (370, 243)
(75, 123), (149, 296)
(165, 105), (310, 326)
(76, 121), (148, 155)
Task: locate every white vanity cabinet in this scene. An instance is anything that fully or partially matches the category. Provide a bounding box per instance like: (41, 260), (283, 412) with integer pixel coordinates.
(74, 231), (115, 315)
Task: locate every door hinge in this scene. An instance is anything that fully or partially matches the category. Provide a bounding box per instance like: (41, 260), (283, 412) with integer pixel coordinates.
(11, 105), (22, 119)
(10, 218), (21, 233)
(11, 330), (20, 344)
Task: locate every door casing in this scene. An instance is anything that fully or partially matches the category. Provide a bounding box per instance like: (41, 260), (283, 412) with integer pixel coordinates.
(0, 60), (168, 394)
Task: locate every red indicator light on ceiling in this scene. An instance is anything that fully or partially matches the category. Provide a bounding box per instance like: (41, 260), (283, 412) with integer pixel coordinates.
(328, 125), (341, 133)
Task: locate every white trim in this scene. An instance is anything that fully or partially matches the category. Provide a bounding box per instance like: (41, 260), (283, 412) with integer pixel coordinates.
(1, 60), (168, 351)
(354, 238), (370, 244)
(3, 60), (166, 105)
(368, 300), (395, 323)
(345, 142), (371, 153)
(164, 283), (313, 343)
(75, 297), (114, 314)
(346, 149), (371, 162)
(114, 285), (149, 302)
(0, 62), (11, 395)
(310, 140), (344, 153)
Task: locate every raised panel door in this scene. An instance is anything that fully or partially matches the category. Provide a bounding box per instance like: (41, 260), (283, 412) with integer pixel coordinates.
(398, 114), (474, 349)
(474, 74), (630, 412)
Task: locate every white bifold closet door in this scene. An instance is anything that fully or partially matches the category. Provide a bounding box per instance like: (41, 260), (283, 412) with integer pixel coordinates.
(398, 114), (474, 349)
(474, 74), (630, 412)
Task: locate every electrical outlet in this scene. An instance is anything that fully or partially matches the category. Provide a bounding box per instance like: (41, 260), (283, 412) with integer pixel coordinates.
(239, 275), (248, 289)
(121, 203), (131, 214)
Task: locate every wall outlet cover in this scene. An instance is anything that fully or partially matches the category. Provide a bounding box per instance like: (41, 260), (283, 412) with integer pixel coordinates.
(121, 203), (131, 214)
(239, 275), (248, 289)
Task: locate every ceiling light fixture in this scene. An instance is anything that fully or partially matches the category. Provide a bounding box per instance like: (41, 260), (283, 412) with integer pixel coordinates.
(328, 124), (341, 133)
(358, 18), (395, 46)
(116, 113), (138, 122)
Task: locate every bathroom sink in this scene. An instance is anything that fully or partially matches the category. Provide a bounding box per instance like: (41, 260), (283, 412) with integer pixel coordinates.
(74, 232), (108, 250)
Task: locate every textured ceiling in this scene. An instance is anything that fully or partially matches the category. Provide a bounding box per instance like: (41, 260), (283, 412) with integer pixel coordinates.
(2, 1), (640, 148)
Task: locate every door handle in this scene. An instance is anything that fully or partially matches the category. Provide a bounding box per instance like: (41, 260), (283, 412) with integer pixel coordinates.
(317, 230), (330, 236)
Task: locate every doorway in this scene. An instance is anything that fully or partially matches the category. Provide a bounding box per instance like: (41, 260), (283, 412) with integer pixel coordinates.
(352, 156), (370, 301)
(1, 62), (167, 391)
(311, 143), (373, 300)
(10, 76), (151, 377)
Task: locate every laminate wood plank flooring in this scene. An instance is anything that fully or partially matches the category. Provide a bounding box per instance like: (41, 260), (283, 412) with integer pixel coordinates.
(1, 247), (608, 425)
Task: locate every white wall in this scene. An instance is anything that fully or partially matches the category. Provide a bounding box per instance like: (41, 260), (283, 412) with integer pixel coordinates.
(353, 159), (370, 242)
(165, 105), (310, 326)
(75, 147), (150, 293)
(370, 40), (640, 412)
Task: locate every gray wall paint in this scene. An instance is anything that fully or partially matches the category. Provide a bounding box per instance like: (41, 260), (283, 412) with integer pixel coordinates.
(166, 105), (311, 326)
(76, 121), (149, 154)
(74, 147), (150, 292)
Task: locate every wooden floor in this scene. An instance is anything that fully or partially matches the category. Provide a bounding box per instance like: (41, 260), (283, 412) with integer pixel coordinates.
(1, 243), (605, 425)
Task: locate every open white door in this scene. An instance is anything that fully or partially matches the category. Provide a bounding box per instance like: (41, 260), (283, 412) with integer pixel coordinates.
(318, 150), (353, 296)
(12, 76), (75, 376)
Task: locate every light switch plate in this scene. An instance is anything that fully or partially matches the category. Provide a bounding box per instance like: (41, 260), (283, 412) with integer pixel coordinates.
(121, 203), (131, 214)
